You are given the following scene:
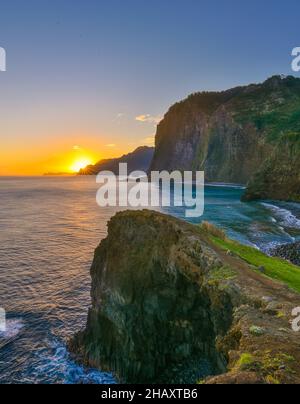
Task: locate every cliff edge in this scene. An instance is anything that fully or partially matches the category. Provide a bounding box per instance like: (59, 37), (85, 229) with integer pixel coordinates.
(70, 210), (300, 384)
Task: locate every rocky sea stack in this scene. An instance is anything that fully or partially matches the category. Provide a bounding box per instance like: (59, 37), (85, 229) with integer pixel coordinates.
(70, 210), (300, 384)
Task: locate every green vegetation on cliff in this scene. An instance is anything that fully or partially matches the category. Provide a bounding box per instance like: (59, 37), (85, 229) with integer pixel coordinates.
(242, 132), (300, 202)
(149, 75), (300, 201)
(231, 76), (300, 142)
(210, 234), (300, 293)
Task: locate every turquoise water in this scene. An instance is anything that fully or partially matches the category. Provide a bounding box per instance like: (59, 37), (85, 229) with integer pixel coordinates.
(0, 176), (300, 384)
(163, 184), (300, 252)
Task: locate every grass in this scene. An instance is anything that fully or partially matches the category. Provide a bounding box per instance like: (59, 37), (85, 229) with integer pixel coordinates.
(236, 353), (256, 371)
(234, 351), (295, 384)
(210, 236), (300, 294)
(208, 266), (237, 283)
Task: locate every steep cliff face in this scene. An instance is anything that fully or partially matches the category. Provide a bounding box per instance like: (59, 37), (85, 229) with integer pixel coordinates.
(150, 75), (300, 186)
(242, 132), (300, 202)
(70, 211), (300, 384)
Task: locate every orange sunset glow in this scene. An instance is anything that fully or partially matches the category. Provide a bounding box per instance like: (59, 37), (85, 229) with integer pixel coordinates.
(0, 134), (141, 176)
(0, 147), (97, 176)
(70, 157), (93, 173)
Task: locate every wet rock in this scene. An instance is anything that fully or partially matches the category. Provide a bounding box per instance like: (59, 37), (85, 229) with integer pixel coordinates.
(269, 242), (300, 267)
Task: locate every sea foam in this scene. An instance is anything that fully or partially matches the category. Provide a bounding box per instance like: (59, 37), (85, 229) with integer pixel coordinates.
(0, 318), (24, 340)
(262, 203), (300, 230)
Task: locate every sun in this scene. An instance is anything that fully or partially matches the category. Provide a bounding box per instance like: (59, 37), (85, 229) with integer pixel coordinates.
(70, 158), (93, 173)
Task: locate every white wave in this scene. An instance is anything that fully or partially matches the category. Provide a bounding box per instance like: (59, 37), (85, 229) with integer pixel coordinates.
(262, 203), (300, 230)
(247, 241), (260, 250)
(0, 318), (24, 339)
(31, 338), (116, 384)
(206, 182), (246, 189)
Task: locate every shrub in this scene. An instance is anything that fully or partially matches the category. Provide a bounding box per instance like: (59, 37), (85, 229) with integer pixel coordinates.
(201, 221), (226, 240)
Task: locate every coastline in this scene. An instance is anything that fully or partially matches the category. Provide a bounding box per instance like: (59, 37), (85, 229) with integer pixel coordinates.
(206, 182), (246, 189)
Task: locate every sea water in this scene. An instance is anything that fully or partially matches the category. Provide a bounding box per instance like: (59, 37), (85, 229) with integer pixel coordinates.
(0, 176), (300, 384)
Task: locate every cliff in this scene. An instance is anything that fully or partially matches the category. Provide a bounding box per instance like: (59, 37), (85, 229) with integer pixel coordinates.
(149, 75), (300, 190)
(70, 211), (300, 384)
(242, 132), (300, 202)
(79, 146), (154, 175)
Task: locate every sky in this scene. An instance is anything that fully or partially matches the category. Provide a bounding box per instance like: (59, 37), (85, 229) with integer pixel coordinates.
(0, 0), (299, 174)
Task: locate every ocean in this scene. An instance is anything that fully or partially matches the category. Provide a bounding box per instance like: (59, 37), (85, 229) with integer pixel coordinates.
(0, 176), (300, 384)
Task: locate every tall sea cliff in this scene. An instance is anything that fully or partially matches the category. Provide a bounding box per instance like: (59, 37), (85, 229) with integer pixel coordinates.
(149, 75), (300, 200)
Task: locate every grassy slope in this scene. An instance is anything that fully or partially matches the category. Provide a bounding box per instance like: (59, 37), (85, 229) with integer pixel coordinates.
(210, 236), (300, 294)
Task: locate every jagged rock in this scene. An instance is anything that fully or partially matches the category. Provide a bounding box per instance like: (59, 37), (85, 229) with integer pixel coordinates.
(269, 242), (300, 267)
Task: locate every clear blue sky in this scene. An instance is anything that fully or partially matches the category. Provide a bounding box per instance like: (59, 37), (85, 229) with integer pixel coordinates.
(0, 0), (299, 174)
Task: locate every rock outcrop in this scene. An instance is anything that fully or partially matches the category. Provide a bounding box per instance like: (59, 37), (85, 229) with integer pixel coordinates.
(149, 75), (300, 198)
(79, 146), (154, 175)
(70, 210), (300, 384)
(270, 241), (300, 267)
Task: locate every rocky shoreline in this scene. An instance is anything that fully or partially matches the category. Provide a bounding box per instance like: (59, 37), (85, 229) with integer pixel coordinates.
(270, 242), (300, 267)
